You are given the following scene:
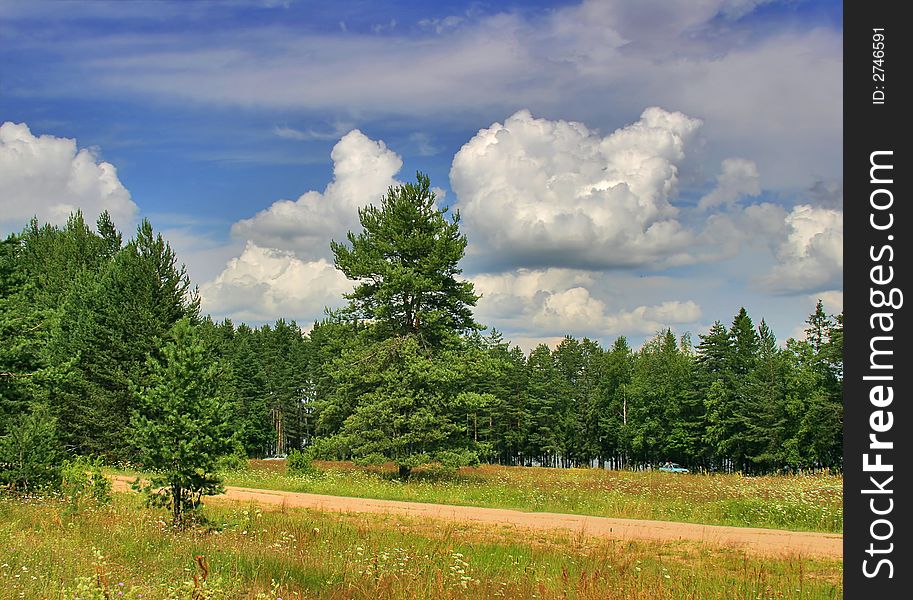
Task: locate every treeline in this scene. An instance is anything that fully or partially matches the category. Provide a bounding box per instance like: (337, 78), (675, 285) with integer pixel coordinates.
(1, 208), (842, 477)
(196, 306), (842, 474)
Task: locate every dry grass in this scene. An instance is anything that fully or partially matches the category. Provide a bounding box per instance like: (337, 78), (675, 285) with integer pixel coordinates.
(0, 493), (842, 599)
(220, 462), (843, 533)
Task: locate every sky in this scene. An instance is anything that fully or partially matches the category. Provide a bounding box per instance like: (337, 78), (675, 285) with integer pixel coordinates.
(0, 0), (843, 351)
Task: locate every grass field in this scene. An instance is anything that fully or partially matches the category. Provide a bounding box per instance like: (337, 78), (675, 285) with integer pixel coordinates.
(0, 493), (841, 599)
(213, 461), (843, 534)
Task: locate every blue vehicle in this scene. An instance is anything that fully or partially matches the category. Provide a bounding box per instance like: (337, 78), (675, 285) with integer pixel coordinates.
(659, 462), (689, 473)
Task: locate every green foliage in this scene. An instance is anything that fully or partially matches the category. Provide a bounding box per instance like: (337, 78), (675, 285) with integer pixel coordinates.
(216, 441), (251, 472)
(0, 208), (845, 477)
(307, 436), (347, 461)
(435, 449), (480, 469)
(328, 335), (471, 478)
(352, 452), (389, 467)
(0, 404), (63, 492)
(132, 319), (232, 524)
(60, 456), (112, 511)
(331, 172), (480, 347)
(287, 448), (317, 475)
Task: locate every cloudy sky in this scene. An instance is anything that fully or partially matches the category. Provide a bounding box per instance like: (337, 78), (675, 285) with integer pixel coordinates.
(0, 0), (842, 350)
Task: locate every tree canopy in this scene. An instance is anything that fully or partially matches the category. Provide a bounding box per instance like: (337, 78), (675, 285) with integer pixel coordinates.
(331, 172), (480, 347)
(1, 201), (845, 500)
(132, 318), (232, 524)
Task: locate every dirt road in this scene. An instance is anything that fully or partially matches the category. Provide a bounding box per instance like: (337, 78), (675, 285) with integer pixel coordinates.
(111, 476), (841, 560)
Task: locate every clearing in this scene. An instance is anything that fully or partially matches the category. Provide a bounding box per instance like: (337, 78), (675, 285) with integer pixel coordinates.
(111, 476), (841, 559)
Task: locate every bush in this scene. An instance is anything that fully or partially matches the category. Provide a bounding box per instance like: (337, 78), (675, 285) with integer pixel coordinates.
(474, 442), (496, 464)
(216, 442), (250, 472)
(353, 452), (389, 467)
(436, 449), (480, 469)
(308, 436), (346, 461)
(0, 404), (63, 492)
(287, 448), (317, 475)
(60, 456), (111, 511)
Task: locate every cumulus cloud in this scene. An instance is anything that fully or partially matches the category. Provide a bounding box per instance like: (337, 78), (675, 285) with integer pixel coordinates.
(230, 130), (402, 259)
(451, 107), (701, 271)
(472, 268), (702, 340)
(759, 204), (843, 294)
(202, 129), (411, 324)
(0, 121), (137, 233)
(807, 179), (843, 209)
(698, 158), (761, 210)
(538, 288), (701, 335)
(200, 242), (351, 324)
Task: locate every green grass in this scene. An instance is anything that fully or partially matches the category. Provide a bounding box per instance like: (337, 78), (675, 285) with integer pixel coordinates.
(0, 494), (842, 599)
(208, 461), (843, 534)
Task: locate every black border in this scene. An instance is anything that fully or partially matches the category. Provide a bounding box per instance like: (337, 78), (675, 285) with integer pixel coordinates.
(844, 1), (909, 596)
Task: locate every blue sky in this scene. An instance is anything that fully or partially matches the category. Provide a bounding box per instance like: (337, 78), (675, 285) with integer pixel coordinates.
(0, 0), (843, 350)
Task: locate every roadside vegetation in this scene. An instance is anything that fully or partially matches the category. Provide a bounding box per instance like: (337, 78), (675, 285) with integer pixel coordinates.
(0, 493), (841, 600)
(211, 460), (842, 534)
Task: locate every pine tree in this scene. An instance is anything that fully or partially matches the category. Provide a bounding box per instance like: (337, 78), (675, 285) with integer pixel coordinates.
(324, 173), (482, 476)
(132, 319), (232, 525)
(0, 404), (63, 491)
(596, 337), (634, 467)
(227, 323), (272, 456)
(45, 219), (198, 458)
(743, 320), (789, 470)
(0, 235), (44, 426)
(331, 172), (480, 347)
(628, 330), (694, 466)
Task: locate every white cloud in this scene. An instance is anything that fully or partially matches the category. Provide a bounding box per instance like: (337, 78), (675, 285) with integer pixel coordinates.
(472, 268), (702, 340)
(451, 107), (701, 271)
(418, 15), (466, 34)
(17, 0), (840, 191)
(759, 204), (843, 294)
(230, 129), (402, 259)
(698, 158), (761, 210)
(0, 121), (137, 233)
(203, 129), (410, 324)
(199, 242), (351, 324)
(273, 122), (354, 141)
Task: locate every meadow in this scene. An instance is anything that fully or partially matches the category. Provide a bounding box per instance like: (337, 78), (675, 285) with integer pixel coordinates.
(0, 493), (841, 600)
(214, 461), (843, 534)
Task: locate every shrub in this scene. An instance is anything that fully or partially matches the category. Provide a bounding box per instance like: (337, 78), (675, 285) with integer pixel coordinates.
(353, 452), (389, 467)
(287, 448), (317, 475)
(216, 442), (250, 472)
(436, 449), (480, 469)
(0, 404), (63, 492)
(308, 436), (347, 461)
(60, 456), (111, 512)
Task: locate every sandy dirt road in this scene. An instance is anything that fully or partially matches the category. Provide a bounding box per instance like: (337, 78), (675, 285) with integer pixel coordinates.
(111, 476), (841, 560)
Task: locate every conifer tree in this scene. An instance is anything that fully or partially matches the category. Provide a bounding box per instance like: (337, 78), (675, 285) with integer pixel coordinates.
(324, 173), (482, 476)
(331, 172), (480, 347)
(132, 319), (232, 525)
